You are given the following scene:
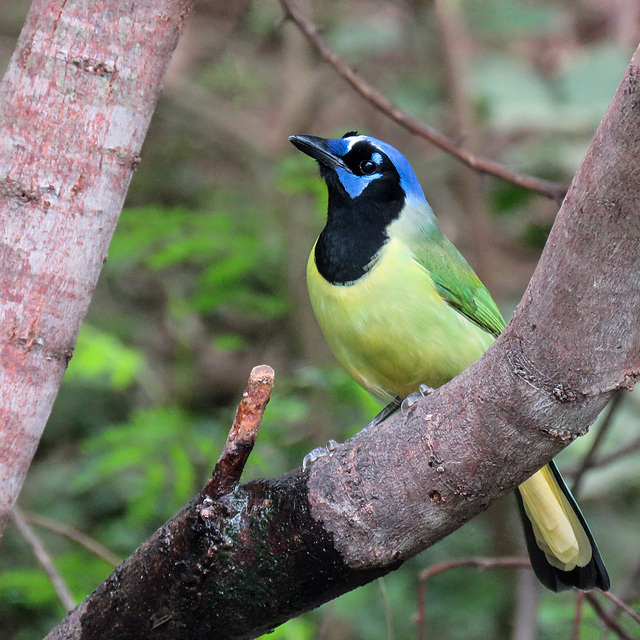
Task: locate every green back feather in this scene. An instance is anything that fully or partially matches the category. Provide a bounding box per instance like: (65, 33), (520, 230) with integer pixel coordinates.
(421, 234), (505, 338)
(390, 202), (505, 338)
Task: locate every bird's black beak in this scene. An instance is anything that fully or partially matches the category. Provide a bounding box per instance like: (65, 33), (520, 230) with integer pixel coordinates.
(289, 135), (348, 170)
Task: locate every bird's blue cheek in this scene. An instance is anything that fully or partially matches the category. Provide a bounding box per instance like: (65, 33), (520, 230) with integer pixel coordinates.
(336, 168), (380, 198)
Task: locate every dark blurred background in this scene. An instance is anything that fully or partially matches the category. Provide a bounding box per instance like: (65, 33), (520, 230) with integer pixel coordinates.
(2, 1), (640, 638)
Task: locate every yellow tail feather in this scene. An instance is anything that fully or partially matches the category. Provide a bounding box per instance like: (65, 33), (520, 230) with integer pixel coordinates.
(518, 467), (592, 571)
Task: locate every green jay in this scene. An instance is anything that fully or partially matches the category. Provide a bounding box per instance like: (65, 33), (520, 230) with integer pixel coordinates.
(289, 131), (609, 593)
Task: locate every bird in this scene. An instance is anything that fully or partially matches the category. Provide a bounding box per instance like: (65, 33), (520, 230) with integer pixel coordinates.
(289, 131), (610, 593)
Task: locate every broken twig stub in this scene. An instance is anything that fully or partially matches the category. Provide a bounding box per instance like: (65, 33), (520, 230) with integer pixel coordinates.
(202, 364), (274, 499)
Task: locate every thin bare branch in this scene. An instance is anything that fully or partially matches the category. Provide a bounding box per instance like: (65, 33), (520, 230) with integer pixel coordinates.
(570, 591), (585, 640)
(202, 364), (274, 499)
(586, 592), (636, 640)
(572, 390), (625, 496)
(596, 435), (640, 467)
(11, 507), (75, 612)
(565, 433), (640, 477)
(21, 511), (121, 567)
(510, 569), (541, 640)
(279, 0), (569, 202)
(617, 551), (640, 604)
(600, 591), (640, 626)
(415, 557), (531, 640)
(377, 577), (395, 640)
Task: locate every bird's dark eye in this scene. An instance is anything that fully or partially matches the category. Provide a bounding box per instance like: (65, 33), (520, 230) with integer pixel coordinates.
(360, 159), (378, 175)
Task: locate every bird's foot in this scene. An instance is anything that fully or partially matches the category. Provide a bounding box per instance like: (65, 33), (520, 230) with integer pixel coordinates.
(401, 384), (435, 415)
(302, 439), (340, 470)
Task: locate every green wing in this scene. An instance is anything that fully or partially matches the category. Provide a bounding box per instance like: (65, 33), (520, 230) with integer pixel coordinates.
(411, 231), (506, 338)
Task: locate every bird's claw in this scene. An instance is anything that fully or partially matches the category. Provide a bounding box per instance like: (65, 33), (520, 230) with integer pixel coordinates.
(419, 383), (434, 397)
(302, 439), (340, 470)
(401, 385), (434, 415)
(400, 394), (418, 415)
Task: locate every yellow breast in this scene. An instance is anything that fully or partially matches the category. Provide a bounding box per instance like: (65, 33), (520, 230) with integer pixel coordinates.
(307, 237), (495, 403)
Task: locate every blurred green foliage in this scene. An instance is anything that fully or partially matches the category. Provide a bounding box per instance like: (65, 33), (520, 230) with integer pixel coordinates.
(1, 1), (640, 639)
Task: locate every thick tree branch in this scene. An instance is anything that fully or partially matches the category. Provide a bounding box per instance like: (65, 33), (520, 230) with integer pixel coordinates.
(44, 44), (640, 640)
(0, 0), (194, 534)
(279, 0), (569, 202)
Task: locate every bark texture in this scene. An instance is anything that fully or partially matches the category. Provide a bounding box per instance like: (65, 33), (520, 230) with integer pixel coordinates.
(46, 46), (640, 640)
(0, 0), (193, 533)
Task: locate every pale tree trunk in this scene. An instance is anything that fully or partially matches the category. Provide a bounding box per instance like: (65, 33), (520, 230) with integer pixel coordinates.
(0, 0), (194, 534)
(45, 45), (640, 640)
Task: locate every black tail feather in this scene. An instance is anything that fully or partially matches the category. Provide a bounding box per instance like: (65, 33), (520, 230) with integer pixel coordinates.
(516, 461), (610, 593)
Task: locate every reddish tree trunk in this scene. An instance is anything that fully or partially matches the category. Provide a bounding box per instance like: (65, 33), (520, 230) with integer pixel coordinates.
(0, 0), (194, 534)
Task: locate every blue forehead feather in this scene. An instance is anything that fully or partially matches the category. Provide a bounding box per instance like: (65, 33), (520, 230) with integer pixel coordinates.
(326, 135), (426, 202)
